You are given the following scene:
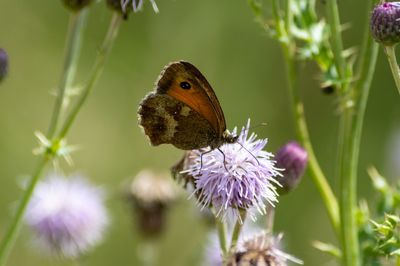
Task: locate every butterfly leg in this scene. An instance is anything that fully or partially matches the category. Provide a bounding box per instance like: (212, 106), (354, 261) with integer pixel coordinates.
(217, 148), (229, 172)
(200, 148), (213, 172)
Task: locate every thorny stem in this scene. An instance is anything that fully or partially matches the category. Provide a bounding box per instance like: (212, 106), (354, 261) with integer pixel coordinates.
(271, 0), (340, 234)
(229, 210), (247, 252)
(47, 10), (88, 139)
(338, 1), (379, 265)
(384, 45), (400, 96)
(58, 12), (122, 139)
(326, 0), (347, 92)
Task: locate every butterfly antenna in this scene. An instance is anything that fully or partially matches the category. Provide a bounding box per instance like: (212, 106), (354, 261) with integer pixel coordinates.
(237, 141), (260, 165)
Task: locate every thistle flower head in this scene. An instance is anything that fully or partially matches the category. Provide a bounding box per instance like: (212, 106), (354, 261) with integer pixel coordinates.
(62, 0), (92, 11)
(128, 170), (180, 237)
(371, 2), (400, 46)
(0, 48), (8, 82)
(25, 173), (109, 258)
(227, 232), (303, 266)
(107, 0), (159, 16)
(275, 141), (308, 195)
(183, 120), (281, 219)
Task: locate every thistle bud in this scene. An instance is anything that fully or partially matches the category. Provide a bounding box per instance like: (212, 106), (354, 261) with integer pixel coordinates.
(0, 48), (8, 82)
(62, 0), (92, 11)
(275, 141), (308, 195)
(127, 170), (180, 238)
(371, 2), (400, 46)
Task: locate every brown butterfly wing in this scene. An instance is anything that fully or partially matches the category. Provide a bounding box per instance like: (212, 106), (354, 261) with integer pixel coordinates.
(138, 93), (218, 150)
(156, 61), (227, 137)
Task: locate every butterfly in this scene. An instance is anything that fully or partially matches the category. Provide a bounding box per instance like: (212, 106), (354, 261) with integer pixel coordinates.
(138, 61), (237, 152)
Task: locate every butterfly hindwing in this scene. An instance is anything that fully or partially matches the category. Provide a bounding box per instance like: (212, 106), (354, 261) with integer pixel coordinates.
(138, 93), (218, 150)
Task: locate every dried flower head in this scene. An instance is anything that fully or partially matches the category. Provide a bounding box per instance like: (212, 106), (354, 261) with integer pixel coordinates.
(128, 169), (180, 237)
(227, 232), (303, 266)
(275, 141), (308, 195)
(24, 173), (109, 258)
(106, 0), (158, 16)
(0, 48), (8, 82)
(182, 120), (281, 219)
(62, 0), (92, 11)
(371, 2), (400, 46)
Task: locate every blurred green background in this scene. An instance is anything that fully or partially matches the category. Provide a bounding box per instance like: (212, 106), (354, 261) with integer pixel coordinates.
(0, 0), (399, 265)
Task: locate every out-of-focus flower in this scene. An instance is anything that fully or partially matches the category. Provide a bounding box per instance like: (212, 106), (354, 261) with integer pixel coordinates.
(62, 0), (92, 11)
(106, 0), (159, 16)
(128, 169), (180, 238)
(275, 141), (308, 195)
(0, 48), (8, 82)
(24, 173), (109, 258)
(227, 232), (303, 266)
(371, 2), (400, 46)
(182, 120), (281, 220)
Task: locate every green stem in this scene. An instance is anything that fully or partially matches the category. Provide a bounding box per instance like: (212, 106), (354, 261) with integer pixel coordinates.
(384, 45), (400, 96)
(0, 157), (49, 265)
(338, 1), (379, 265)
(265, 204), (275, 233)
(0, 10), (90, 264)
(47, 10), (88, 139)
(284, 47), (340, 234)
(58, 12), (122, 139)
(215, 217), (228, 256)
(272, 0), (340, 234)
(326, 0), (346, 90)
(229, 210), (247, 251)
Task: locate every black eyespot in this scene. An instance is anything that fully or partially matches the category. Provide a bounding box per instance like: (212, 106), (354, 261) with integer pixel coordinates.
(180, 81), (191, 90)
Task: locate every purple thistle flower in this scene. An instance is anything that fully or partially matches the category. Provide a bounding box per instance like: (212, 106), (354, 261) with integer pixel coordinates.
(24, 173), (109, 258)
(275, 141), (308, 194)
(183, 120), (281, 219)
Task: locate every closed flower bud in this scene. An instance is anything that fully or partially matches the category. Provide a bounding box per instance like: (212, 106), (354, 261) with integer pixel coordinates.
(275, 141), (308, 195)
(62, 0), (92, 11)
(371, 2), (400, 46)
(128, 170), (180, 238)
(0, 48), (8, 82)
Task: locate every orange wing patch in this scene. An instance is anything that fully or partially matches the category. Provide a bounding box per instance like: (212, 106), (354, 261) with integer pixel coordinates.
(166, 78), (219, 133)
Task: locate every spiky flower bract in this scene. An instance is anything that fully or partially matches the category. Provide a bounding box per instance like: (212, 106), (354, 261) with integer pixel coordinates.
(107, 0), (158, 15)
(183, 120), (281, 219)
(24, 173), (109, 258)
(371, 2), (400, 46)
(227, 232), (303, 266)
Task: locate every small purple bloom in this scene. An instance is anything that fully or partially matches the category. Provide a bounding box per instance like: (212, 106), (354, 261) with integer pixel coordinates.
(0, 48), (8, 82)
(183, 120), (281, 219)
(25, 173), (109, 258)
(371, 2), (400, 45)
(275, 141), (308, 194)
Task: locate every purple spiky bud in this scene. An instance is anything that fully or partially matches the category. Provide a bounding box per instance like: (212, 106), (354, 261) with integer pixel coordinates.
(0, 48), (8, 83)
(275, 141), (308, 194)
(371, 2), (400, 46)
